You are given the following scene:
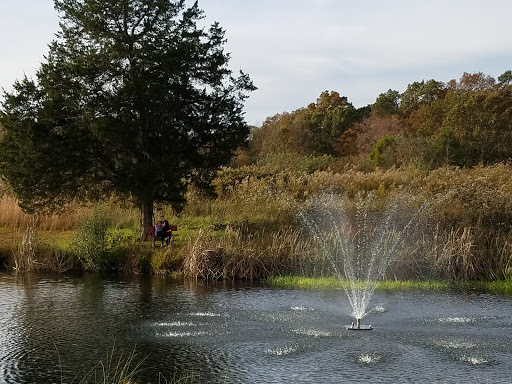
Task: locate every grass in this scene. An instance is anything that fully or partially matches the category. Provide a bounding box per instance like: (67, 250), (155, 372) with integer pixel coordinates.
(266, 275), (451, 290)
(78, 347), (145, 384)
(266, 276), (343, 289)
(2, 162), (512, 280)
(0, 227), (15, 263)
(74, 345), (229, 384)
(266, 275), (512, 295)
(459, 280), (512, 296)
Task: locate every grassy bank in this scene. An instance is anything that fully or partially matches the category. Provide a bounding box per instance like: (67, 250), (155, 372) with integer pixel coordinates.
(266, 276), (450, 290)
(266, 275), (512, 295)
(1, 162), (512, 281)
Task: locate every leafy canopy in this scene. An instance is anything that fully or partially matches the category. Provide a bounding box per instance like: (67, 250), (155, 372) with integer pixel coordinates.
(0, 0), (255, 214)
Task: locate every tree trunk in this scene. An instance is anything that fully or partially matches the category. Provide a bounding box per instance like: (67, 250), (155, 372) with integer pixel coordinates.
(140, 201), (154, 239)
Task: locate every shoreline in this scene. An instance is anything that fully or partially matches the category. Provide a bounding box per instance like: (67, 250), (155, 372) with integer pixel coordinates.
(2, 267), (512, 297)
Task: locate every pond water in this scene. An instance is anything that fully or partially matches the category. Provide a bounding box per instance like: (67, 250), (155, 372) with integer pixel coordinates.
(1, 272), (511, 383)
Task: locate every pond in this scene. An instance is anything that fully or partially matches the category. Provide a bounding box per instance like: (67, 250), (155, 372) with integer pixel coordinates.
(1, 272), (511, 383)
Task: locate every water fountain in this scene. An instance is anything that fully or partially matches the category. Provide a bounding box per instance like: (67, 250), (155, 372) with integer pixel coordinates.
(300, 193), (427, 330)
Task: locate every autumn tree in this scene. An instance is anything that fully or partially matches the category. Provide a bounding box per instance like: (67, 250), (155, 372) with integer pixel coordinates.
(302, 91), (369, 155)
(411, 73), (512, 166)
(447, 72), (496, 91)
(0, 0), (255, 232)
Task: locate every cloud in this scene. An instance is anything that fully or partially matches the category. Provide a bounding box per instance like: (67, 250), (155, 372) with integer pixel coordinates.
(1, 0), (511, 125)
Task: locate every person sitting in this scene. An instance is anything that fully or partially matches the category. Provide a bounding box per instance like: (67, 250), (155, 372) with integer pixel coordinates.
(154, 220), (166, 247)
(159, 215), (171, 247)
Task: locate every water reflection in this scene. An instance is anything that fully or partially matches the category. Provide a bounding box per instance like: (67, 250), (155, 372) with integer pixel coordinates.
(0, 272), (512, 383)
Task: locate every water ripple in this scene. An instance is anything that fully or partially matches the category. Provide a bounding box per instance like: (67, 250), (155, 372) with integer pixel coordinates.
(438, 317), (475, 324)
(460, 355), (489, 365)
(265, 345), (299, 356)
(160, 331), (211, 337)
(358, 353), (381, 364)
(154, 321), (204, 327)
(290, 305), (315, 311)
(190, 312), (225, 317)
(292, 328), (332, 337)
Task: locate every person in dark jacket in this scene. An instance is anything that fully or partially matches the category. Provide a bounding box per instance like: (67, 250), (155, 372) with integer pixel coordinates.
(159, 215), (171, 246)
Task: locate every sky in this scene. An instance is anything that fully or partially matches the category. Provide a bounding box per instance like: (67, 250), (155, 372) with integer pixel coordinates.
(1, 0), (511, 126)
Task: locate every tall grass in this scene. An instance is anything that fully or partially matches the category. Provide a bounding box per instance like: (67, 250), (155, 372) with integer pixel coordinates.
(0, 195), (140, 231)
(78, 347), (146, 384)
(182, 226), (315, 280)
(12, 218), (38, 271)
(72, 343), (230, 384)
(0, 196), (86, 231)
(3, 162), (512, 281)
(10, 219), (78, 272)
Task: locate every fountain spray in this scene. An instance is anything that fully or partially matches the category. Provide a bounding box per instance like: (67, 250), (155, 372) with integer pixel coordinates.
(300, 192), (428, 331)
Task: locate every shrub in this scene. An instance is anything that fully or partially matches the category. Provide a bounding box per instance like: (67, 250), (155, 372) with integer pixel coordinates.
(368, 135), (397, 167)
(105, 228), (137, 250)
(34, 244), (77, 273)
(73, 208), (112, 271)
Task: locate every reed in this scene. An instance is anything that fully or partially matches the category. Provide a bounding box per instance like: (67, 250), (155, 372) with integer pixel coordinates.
(0, 196), (88, 231)
(78, 347), (146, 384)
(182, 226), (315, 280)
(3, 162), (512, 281)
(12, 218), (38, 271)
(34, 245), (77, 273)
(0, 195), (140, 231)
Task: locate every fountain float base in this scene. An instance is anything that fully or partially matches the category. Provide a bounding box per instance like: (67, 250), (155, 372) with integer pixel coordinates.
(345, 319), (373, 331)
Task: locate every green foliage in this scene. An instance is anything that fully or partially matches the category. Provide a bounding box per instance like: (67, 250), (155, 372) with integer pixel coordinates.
(368, 136), (397, 167)
(0, 178), (10, 198)
(294, 155), (335, 173)
(498, 69), (512, 85)
(305, 91), (369, 155)
(73, 215), (144, 271)
(400, 79), (445, 114)
(73, 209), (112, 271)
(250, 91), (368, 158)
(430, 129), (464, 166)
(412, 83), (512, 167)
(373, 89), (400, 117)
(249, 72), (510, 172)
(0, 0), (254, 230)
(105, 228), (137, 250)
(257, 153), (335, 173)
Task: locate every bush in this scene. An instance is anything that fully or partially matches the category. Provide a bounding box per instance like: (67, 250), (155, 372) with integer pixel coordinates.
(73, 208), (112, 271)
(368, 135), (397, 167)
(105, 228), (137, 250)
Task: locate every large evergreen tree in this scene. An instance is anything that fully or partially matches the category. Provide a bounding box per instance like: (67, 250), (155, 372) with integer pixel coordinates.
(0, 0), (255, 231)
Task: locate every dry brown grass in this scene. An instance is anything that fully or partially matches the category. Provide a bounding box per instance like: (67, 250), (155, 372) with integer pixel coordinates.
(0, 196), (88, 230)
(3, 162), (512, 281)
(0, 195), (141, 231)
(12, 219), (37, 271)
(389, 225), (512, 281)
(182, 226), (315, 280)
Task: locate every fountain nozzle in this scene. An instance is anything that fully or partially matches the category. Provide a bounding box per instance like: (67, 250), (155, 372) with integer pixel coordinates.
(356, 318), (361, 329)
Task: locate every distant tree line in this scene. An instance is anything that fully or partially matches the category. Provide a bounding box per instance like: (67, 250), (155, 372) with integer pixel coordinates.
(248, 70), (512, 170)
